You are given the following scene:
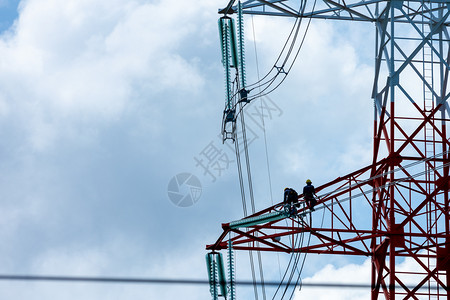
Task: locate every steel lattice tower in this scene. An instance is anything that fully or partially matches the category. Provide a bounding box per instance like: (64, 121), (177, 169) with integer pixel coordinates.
(208, 0), (450, 299)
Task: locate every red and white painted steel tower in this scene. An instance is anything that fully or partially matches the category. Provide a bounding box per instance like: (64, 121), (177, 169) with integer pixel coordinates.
(208, 0), (450, 299)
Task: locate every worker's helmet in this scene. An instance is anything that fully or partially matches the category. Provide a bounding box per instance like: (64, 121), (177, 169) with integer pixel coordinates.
(306, 179), (312, 184)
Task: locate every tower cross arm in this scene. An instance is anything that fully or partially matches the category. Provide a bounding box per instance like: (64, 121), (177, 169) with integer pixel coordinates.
(221, 0), (383, 21)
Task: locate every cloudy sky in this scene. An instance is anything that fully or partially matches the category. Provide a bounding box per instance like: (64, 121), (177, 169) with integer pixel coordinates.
(0, 0), (381, 299)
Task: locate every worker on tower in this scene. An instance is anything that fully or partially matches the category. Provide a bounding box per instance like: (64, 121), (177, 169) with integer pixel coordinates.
(303, 179), (318, 211)
(284, 187), (299, 216)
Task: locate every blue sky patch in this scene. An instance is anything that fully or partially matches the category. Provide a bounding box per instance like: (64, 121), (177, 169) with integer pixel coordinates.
(0, 0), (20, 33)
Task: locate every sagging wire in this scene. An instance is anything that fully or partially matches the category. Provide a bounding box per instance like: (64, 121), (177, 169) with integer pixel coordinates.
(226, 0), (317, 127)
(271, 211), (311, 300)
(287, 206), (325, 299)
(287, 207), (317, 299)
(251, 7), (282, 283)
(271, 222), (302, 299)
(228, 2), (269, 299)
(220, 0), (308, 126)
(245, 0), (317, 101)
(238, 85), (267, 300)
(0, 274), (444, 289)
(244, 5), (304, 91)
(281, 222), (305, 300)
(234, 124), (260, 299)
(244, 0), (308, 89)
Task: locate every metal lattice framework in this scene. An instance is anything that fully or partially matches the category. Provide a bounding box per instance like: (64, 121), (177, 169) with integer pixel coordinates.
(208, 0), (450, 299)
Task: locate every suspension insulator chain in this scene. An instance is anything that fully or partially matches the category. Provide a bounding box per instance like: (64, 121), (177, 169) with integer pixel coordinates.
(206, 253), (219, 300)
(237, 1), (247, 90)
(219, 2), (248, 142)
(206, 252), (228, 299)
(228, 240), (236, 300)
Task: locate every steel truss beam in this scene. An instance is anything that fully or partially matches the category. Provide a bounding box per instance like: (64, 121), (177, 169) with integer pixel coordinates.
(210, 0), (450, 299)
(220, 0), (450, 24)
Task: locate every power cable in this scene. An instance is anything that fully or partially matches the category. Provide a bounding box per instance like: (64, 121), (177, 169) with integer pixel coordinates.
(234, 6), (268, 295)
(234, 99), (261, 299)
(234, 113), (260, 299)
(244, 0), (307, 90)
(224, 0), (311, 121)
(292, 207), (315, 296)
(271, 209), (312, 300)
(244, 0), (315, 100)
(287, 208), (324, 299)
(287, 209), (316, 300)
(244, 12), (302, 91)
(239, 66), (267, 300)
(249, 249), (260, 300)
(280, 222), (303, 299)
(271, 224), (301, 299)
(234, 126), (248, 216)
(0, 274), (441, 290)
(251, 11), (281, 281)
(247, 0), (317, 101)
(227, 0), (316, 129)
(257, 251), (266, 300)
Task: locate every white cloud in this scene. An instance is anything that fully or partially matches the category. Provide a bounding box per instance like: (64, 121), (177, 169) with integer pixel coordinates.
(0, 2), (225, 299)
(0, 0), (211, 152)
(295, 259), (371, 300)
(294, 254), (442, 300)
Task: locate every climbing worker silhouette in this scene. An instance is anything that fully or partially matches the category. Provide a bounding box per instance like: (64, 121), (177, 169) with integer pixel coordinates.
(303, 179), (318, 211)
(284, 187), (299, 215)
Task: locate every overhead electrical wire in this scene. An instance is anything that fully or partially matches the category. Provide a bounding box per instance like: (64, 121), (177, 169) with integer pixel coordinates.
(244, 11), (303, 91)
(280, 222), (305, 300)
(271, 220), (304, 299)
(288, 207), (325, 299)
(244, 0), (307, 89)
(270, 201), (323, 300)
(233, 124), (260, 299)
(244, 1), (316, 291)
(228, 0), (317, 129)
(237, 74), (267, 300)
(287, 221), (310, 299)
(250, 7), (284, 285)
(234, 128), (248, 216)
(244, 0), (317, 102)
(294, 208), (321, 296)
(232, 1), (270, 298)
(0, 274), (442, 290)
(234, 85), (263, 299)
(248, 0), (317, 101)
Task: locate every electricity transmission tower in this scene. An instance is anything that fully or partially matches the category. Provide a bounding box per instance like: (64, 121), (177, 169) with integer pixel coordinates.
(207, 0), (450, 299)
